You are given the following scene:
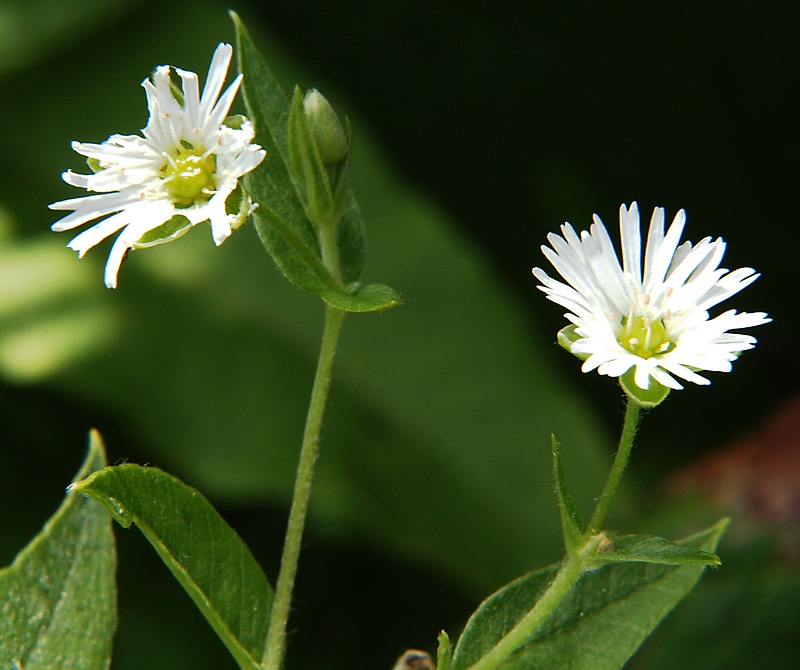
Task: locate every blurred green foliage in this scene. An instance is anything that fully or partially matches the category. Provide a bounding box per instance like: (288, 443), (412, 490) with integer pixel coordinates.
(1, 1), (796, 669)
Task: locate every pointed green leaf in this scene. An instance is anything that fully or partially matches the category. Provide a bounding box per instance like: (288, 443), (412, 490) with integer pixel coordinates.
(452, 519), (728, 670)
(232, 12), (372, 295)
(437, 630), (454, 670)
(321, 282), (401, 312)
(72, 464), (273, 670)
(232, 13), (332, 294)
(332, 183), (368, 287)
(590, 533), (721, 567)
(250, 204), (333, 294)
(0, 430), (116, 670)
(551, 435), (583, 556)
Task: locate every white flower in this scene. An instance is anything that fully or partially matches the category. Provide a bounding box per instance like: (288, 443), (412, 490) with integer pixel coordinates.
(533, 202), (771, 392)
(49, 43), (266, 288)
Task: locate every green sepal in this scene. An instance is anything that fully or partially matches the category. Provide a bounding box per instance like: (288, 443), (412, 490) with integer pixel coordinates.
(132, 214), (193, 248)
(288, 85), (339, 227)
(333, 179), (367, 287)
(437, 630), (454, 670)
(0, 430), (116, 669)
(551, 435), (584, 556)
(72, 463), (273, 670)
(619, 369), (671, 407)
(556, 324), (583, 356)
(588, 531), (723, 567)
(558, 326), (672, 407)
(223, 114), (247, 130)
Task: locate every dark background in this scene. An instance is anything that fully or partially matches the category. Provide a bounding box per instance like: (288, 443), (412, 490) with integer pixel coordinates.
(262, 0), (797, 492)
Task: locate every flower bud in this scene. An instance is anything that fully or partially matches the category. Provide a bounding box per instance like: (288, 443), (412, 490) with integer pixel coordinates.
(303, 89), (348, 168)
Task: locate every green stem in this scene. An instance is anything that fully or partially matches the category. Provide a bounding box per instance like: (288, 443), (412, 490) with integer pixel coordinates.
(318, 218), (342, 285)
(261, 303), (345, 670)
(586, 397), (642, 534)
(466, 534), (603, 670)
(466, 397), (644, 669)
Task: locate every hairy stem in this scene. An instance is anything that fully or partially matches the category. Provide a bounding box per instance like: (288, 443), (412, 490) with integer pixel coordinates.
(262, 303), (345, 670)
(467, 534), (604, 670)
(466, 397), (644, 669)
(587, 397), (641, 534)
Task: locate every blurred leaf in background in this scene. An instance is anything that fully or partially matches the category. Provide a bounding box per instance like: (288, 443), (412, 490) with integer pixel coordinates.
(0, 0), (137, 77)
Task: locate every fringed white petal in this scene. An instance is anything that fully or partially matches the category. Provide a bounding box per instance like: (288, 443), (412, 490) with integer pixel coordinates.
(534, 202), (769, 390)
(49, 42), (265, 287)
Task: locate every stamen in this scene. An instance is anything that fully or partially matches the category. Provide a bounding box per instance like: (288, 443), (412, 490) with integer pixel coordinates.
(161, 144), (216, 205)
(618, 315), (675, 359)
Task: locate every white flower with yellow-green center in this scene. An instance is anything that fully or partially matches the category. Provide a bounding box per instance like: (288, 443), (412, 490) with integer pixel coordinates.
(533, 202), (770, 402)
(49, 43), (266, 288)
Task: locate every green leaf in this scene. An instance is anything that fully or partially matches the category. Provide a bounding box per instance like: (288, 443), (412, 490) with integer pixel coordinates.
(249, 204), (333, 294)
(452, 519), (728, 670)
(329, 172), (368, 288)
(590, 533), (721, 567)
(0, 430), (116, 669)
(551, 435), (584, 556)
(232, 12), (371, 297)
(232, 13), (332, 294)
(72, 464), (273, 670)
(631, 526), (800, 670)
(321, 282), (401, 312)
(437, 630), (454, 670)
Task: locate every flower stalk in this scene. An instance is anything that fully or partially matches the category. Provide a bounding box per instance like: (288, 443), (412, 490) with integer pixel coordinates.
(466, 533), (605, 670)
(263, 89), (350, 670)
(586, 398), (641, 534)
(467, 398), (643, 669)
(262, 302), (345, 670)
(472, 201), (774, 668)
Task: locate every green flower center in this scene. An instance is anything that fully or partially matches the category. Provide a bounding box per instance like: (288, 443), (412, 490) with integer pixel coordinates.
(619, 315), (675, 359)
(162, 143), (216, 205)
